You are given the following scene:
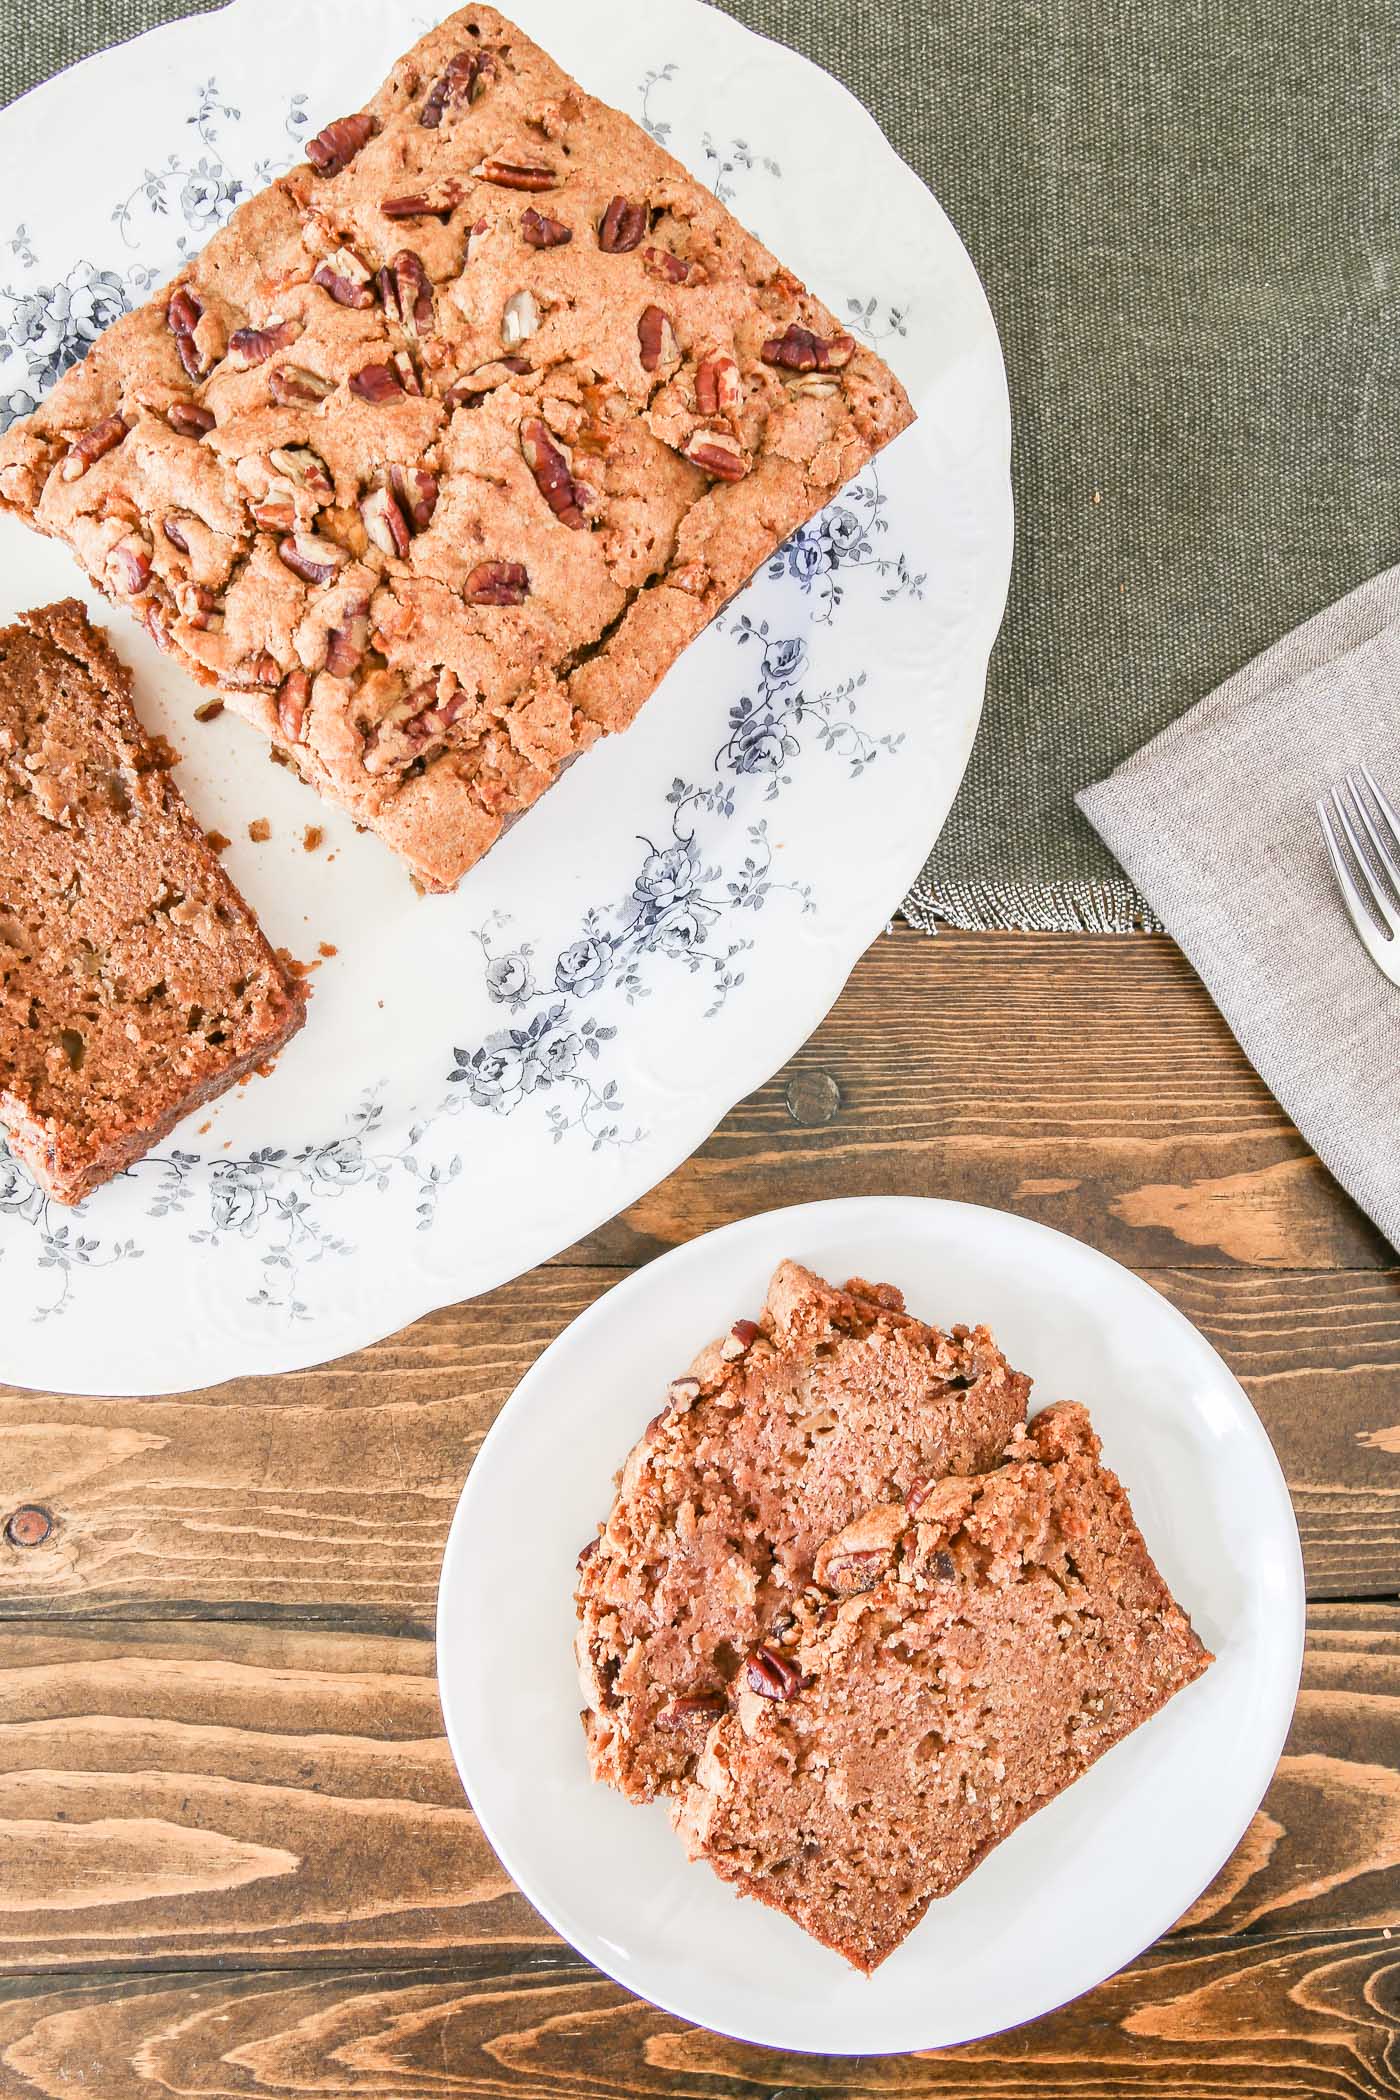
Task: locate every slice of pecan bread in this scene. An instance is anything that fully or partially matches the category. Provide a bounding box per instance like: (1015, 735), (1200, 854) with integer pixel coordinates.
(0, 600), (305, 1202)
(574, 1260), (1031, 1803)
(670, 1402), (1212, 1971)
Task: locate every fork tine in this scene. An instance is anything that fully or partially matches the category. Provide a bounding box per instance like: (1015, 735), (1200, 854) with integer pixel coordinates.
(1318, 794), (1394, 953)
(1359, 763), (1400, 859)
(1326, 781), (1400, 936)
(1342, 773), (1400, 920)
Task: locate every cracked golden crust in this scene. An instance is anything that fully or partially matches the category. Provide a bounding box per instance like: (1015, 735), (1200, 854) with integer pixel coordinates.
(0, 600), (306, 1204)
(0, 7), (915, 891)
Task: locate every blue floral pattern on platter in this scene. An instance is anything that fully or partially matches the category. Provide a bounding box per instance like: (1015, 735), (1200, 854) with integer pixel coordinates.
(0, 54), (924, 1327)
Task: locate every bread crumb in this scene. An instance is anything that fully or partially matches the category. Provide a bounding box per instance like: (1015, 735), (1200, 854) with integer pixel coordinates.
(303, 825), (324, 852)
(318, 941), (337, 958)
(248, 819), (271, 843)
(193, 698), (224, 723)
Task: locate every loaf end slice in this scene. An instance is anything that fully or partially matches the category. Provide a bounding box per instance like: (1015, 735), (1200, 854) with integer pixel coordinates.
(0, 600), (306, 1203)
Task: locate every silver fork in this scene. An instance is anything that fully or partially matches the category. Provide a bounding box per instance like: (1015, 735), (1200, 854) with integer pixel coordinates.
(1317, 765), (1400, 985)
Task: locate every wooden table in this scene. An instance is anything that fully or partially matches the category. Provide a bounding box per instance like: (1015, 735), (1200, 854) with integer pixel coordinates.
(1, 927), (1396, 2096)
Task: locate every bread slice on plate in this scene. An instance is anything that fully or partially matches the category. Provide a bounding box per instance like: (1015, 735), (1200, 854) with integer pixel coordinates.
(575, 1260), (1032, 1802)
(670, 1401), (1212, 1971)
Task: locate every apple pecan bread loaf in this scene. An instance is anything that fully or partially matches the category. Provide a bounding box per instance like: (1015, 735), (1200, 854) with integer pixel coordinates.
(0, 601), (305, 1203)
(0, 7), (914, 891)
(671, 1401), (1211, 1971)
(574, 1260), (1032, 1803)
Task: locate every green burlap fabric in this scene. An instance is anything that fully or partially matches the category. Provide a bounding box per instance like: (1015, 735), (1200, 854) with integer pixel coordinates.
(5, 2), (1395, 931)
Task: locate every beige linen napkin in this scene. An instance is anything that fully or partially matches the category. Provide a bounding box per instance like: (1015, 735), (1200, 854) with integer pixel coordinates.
(1078, 569), (1400, 1252)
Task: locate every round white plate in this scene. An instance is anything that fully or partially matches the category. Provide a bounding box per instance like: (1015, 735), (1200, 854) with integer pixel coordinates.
(0, 0), (1011, 1393)
(437, 1197), (1305, 2056)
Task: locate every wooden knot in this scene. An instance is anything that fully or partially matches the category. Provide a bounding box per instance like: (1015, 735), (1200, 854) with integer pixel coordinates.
(5, 1506), (53, 1548)
(784, 1070), (841, 1127)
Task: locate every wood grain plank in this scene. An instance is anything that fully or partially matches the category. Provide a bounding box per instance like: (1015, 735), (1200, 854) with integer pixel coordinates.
(2, 1265), (1396, 1625)
(0, 1931), (1397, 2096)
(561, 928), (1387, 1273)
(1150, 1269), (1400, 1600)
(0, 1606), (1391, 1976)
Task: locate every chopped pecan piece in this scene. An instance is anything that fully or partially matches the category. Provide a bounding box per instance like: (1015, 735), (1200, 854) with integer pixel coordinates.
(277, 532), (349, 586)
(306, 110), (377, 175)
(227, 319), (300, 369)
(465, 217), (493, 265)
(761, 323), (855, 373)
(167, 286), (211, 378)
(349, 360), (404, 403)
(521, 206), (572, 248)
(643, 245), (705, 286)
(161, 517), (191, 555)
(746, 1646), (805, 1701)
(656, 1690), (728, 1732)
(364, 675), (470, 771)
(382, 181), (466, 221)
(276, 668), (310, 742)
(695, 353), (741, 417)
(392, 349), (423, 397)
(420, 49), (482, 125)
(174, 335), (205, 382)
(59, 414), (127, 481)
(324, 603), (369, 677)
(668, 1375), (703, 1410)
(720, 1317), (761, 1360)
(598, 194), (647, 252)
(519, 417), (588, 529)
(813, 1504), (907, 1595)
(473, 156), (558, 191)
(312, 247), (376, 309)
(637, 304), (678, 374)
(378, 249), (435, 333)
(269, 365), (335, 405)
(361, 485), (412, 558)
(465, 559), (530, 605)
(388, 464), (439, 532)
(166, 400), (216, 436)
(167, 285), (202, 339)
(268, 445), (334, 501)
(176, 582), (220, 631)
(684, 427), (748, 481)
(105, 531), (153, 597)
(251, 495), (297, 534)
(501, 289), (539, 348)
